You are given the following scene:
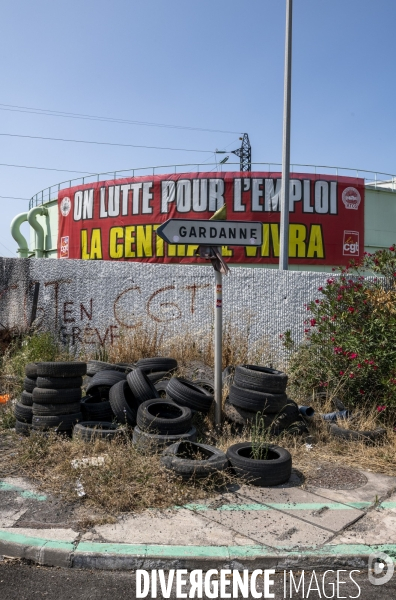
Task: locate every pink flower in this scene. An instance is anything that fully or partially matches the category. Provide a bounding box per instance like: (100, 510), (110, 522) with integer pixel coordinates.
(359, 389), (365, 394)
(377, 405), (386, 412)
(339, 371), (344, 375)
(327, 278), (334, 284)
(337, 295), (343, 300)
(334, 347), (343, 355)
(318, 287), (323, 291)
(310, 318), (317, 327)
(349, 373), (354, 378)
(349, 353), (358, 359)
(315, 299), (320, 304)
(348, 307), (355, 313)
(389, 246), (395, 251)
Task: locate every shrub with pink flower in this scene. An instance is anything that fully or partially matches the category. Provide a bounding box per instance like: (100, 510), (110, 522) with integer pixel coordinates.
(284, 245), (396, 406)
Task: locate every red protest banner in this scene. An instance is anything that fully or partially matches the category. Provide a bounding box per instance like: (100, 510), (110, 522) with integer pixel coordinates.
(57, 171), (365, 266)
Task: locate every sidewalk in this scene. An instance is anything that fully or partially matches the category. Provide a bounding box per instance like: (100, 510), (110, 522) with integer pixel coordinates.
(1, 469), (396, 570)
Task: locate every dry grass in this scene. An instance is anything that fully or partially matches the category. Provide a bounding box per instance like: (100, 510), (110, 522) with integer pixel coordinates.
(8, 427), (240, 515)
(3, 394), (396, 515)
(87, 319), (279, 372)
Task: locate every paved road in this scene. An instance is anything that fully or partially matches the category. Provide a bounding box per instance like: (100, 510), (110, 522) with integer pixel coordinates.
(1, 561), (396, 599)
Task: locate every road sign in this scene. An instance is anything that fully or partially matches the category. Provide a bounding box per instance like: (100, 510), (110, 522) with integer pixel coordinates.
(156, 217), (263, 427)
(156, 219), (263, 246)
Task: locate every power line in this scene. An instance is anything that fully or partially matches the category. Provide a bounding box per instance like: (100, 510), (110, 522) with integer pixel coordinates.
(0, 195), (30, 200)
(0, 132), (214, 153)
(0, 241), (16, 257)
(0, 162), (96, 174)
(0, 103), (242, 135)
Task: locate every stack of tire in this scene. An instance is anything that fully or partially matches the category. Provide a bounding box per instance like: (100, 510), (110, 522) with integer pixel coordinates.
(224, 365), (308, 436)
(30, 362), (86, 435)
(128, 375), (213, 452)
(13, 363), (38, 436)
(133, 398), (197, 451)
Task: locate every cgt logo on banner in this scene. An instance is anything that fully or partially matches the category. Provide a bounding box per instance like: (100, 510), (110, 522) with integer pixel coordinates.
(57, 172), (365, 266)
(343, 231), (359, 256)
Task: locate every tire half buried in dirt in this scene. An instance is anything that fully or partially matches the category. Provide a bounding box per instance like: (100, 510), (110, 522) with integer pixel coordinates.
(226, 442), (292, 486)
(161, 441), (228, 480)
(132, 425), (197, 452)
(328, 423), (386, 442)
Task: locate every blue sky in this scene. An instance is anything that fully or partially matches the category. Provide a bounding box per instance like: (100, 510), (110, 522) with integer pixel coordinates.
(1, 0), (395, 256)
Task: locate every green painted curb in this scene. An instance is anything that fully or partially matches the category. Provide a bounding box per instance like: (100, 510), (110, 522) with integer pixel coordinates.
(1, 530), (396, 562)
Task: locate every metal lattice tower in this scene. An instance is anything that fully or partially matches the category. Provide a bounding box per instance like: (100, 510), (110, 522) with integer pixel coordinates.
(232, 133), (251, 171)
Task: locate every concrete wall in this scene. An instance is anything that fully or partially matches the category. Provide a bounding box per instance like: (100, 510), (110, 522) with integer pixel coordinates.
(0, 258), (333, 360)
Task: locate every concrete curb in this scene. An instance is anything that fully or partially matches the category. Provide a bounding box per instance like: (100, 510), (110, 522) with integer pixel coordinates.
(1, 530), (396, 571)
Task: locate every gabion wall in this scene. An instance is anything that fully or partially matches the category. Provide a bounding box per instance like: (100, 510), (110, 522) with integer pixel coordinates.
(0, 258), (331, 359)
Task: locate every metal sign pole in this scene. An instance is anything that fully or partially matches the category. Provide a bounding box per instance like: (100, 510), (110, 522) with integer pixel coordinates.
(214, 270), (222, 426)
(279, 0), (293, 271)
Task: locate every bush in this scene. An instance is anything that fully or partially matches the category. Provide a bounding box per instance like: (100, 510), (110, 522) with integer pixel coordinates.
(285, 246), (396, 407)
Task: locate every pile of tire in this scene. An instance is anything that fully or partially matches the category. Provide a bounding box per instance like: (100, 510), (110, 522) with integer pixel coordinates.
(13, 363), (38, 436)
(27, 362), (86, 435)
(224, 365), (308, 436)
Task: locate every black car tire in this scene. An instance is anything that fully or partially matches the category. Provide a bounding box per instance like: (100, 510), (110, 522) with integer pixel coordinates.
(73, 421), (122, 441)
(33, 388), (82, 404)
(132, 425), (197, 452)
(14, 402), (33, 423)
(137, 400), (192, 435)
(135, 357), (177, 374)
(226, 442), (292, 486)
(36, 362), (87, 378)
(229, 385), (288, 413)
(161, 441), (228, 480)
(127, 368), (159, 403)
(234, 365), (288, 394)
(32, 412), (83, 431)
(109, 380), (140, 426)
(166, 377), (213, 413)
(36, 376), (83, 389)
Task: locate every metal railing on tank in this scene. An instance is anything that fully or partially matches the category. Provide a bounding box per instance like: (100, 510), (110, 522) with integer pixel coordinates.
(28, 162), (396, 209)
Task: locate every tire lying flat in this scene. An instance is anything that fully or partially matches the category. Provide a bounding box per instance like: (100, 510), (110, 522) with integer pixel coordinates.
(36, 376), (83, 389)
(161, 441), (228, 480)
(15, 420), (32, 436)
(135, 357), (177, 374)
(234, 365), (288, 393)
(32, 412), (83, 432)
(36, 362), (87, 378)
(328, 423), (386, 442)
(14, 402), (33, 423)
(226, 442), (292, 486)
(32, 401), (81, 416)
(73, 421), (122, 441)
(33, 388), (82, 404)
(24, 376), (37, 393)
(137, 399), (192, 435)
(132, 425), (197, 452)
(229, 384), (287, 413)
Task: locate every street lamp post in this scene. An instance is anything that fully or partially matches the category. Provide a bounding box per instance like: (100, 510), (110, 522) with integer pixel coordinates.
(279, 0), (293, 271)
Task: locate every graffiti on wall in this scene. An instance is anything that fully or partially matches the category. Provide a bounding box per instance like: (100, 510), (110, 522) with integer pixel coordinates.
(0, 278), (211, 347)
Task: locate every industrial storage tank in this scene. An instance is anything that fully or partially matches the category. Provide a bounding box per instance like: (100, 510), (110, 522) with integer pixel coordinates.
(10, 162), (396, 272)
